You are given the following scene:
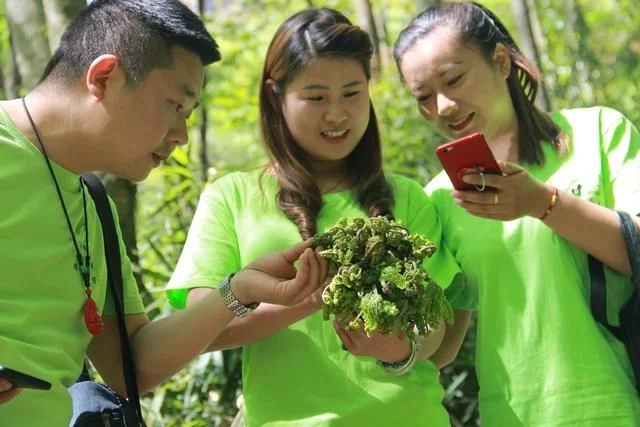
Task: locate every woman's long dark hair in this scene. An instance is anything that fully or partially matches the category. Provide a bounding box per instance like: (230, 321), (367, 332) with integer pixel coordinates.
(393, 1), (567, 165)
(259, 8), (394, 239)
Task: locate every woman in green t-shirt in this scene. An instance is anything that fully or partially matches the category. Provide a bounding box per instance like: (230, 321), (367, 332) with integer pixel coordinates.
(393, 2), (640, 426)
(167, 7), (474, 427)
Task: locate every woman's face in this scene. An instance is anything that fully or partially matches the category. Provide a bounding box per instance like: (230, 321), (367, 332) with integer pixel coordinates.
(279, 57), (371, 170)
(398, 25), (516, 143)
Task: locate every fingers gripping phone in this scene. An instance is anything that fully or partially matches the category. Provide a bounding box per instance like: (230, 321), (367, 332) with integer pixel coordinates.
(0, 366), (52, 390)
(435, 132), (502, 190)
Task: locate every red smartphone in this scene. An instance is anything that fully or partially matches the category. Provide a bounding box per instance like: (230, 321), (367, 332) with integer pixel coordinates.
(0, 366), (52, 390)
(435, 133), (502, 190)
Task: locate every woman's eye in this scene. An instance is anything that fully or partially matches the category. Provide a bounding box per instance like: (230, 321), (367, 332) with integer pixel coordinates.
(345, 91), (359, 98)
(417, 94), (432, 104)
(307, 96), (323, 102)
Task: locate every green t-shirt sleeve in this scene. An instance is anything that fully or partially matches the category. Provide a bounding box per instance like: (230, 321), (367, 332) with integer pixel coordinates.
(392, 175), (471, 309)
(425, 177), (478, 310)
(589, 107), (640, 325)
(443, 273), (475, 310)
(599, 107), (640, 214)
(103, 198), (145, 316)
(165, 175), (241, 309)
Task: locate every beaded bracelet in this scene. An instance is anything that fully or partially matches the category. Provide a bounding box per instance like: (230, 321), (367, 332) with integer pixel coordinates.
(539, 186), (559, 221)
(377, 340), (422, 376)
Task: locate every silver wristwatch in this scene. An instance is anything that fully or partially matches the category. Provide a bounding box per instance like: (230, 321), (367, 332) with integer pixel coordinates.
(218, 274), (259, 318)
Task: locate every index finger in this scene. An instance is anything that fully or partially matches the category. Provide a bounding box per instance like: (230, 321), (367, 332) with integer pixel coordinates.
(0, 386), (22, 404)
(280, 239), (314, 264)
(462, 171), (506, 190)
(0, 379), (13, 392)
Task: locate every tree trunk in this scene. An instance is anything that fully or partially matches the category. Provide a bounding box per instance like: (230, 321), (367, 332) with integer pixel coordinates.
(4, 31), (21, 98)
(4, 0), (50, 89)
(564, 0), (594, 104)
(415, 0), (440, 12)
(96, 173), (145, 298)
(376, 9), (390, 69)
(353, 0), (381, 81)
(198, 0), (210, 183)
(41, 0), (86, 52)
(182, 0), (210, 183)
(179, 0), (199, 13)
(511, 0), (551, 111)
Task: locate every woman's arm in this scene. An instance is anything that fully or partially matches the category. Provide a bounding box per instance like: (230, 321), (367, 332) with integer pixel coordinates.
(333, 318), (446, 364)
(538, 186), (638, 275)
(335, 308), (471, 367)
(456, 109), (640, 276)
(456, 164), (639, 276)
(430, 309), (472, 369)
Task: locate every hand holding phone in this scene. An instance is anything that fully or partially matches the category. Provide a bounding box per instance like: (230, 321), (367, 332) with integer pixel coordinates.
(0, 379), (23, 405)
(435, 133), (502, 191)
(0, 366), (51, 391)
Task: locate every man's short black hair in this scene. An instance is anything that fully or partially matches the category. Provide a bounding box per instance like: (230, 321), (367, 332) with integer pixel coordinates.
(40, 0), (221, 85)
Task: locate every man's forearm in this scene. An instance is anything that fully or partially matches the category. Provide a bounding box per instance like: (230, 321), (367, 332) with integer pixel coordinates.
(130, 289), (235, 395)
(204, 300), (319, 351)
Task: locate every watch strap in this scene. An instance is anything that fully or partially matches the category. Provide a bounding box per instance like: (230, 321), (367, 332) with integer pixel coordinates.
(219, 274), (259, 318)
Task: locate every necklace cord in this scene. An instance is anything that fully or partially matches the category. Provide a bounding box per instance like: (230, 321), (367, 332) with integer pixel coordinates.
(21, 96), (91, 289)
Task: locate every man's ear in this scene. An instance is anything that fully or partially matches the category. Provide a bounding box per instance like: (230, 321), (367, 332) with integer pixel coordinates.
(86, 54), (122, 99)
(493, 43), (512, 79)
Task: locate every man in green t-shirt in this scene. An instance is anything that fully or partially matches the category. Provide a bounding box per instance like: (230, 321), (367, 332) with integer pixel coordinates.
(0, 1), (328, 425)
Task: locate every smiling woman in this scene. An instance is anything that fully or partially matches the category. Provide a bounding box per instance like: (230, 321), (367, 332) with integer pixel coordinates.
(278, 57), (370, 169)
(393, 2), (640, 426)
(165, 6), (473, 427)
(396, 25), (517, 158)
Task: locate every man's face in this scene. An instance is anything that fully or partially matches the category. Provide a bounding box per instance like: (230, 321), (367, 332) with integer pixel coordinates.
(102, 46), (205, 181)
